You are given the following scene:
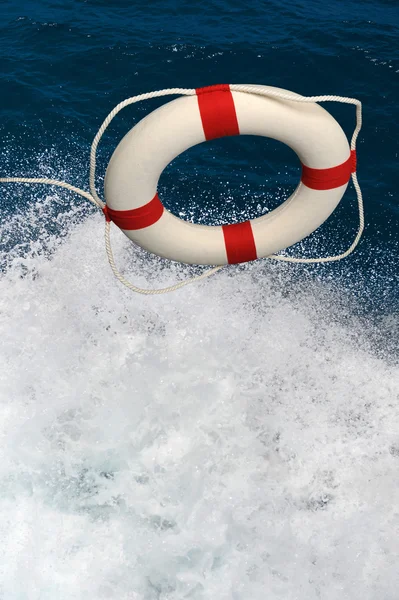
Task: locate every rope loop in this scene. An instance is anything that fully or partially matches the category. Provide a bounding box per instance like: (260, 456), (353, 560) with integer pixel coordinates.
(0, 86), (364, 294)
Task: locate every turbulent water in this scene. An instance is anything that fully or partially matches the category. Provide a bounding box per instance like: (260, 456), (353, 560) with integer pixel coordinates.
(0, 1), (398, 599)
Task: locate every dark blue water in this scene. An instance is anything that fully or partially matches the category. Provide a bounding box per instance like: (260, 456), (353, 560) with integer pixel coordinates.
(1, 0), (398, 313)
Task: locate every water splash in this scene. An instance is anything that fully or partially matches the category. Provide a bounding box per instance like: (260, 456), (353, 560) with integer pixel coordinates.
(0, 184), (398, 599)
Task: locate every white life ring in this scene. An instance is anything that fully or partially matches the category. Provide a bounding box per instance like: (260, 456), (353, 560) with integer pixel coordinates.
(104, 84), (356, 266)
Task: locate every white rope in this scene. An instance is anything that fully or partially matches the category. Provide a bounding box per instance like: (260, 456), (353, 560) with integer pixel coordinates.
(0, 85), (363, 294)
(0, 177), (100, 207)
(104, 221), (223, 295)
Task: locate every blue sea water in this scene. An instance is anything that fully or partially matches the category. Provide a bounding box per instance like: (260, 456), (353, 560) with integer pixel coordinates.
(0, 1), (398, 599)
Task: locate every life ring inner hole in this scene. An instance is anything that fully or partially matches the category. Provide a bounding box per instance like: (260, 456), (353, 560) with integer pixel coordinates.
(157, 134), (300, 226)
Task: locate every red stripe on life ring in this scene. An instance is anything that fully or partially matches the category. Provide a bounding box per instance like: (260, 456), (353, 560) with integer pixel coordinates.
(222, 221), (257, 264)
(106, 194), (164, 230)
(196, 84), (240, 140)
(301, 153), (354, 190)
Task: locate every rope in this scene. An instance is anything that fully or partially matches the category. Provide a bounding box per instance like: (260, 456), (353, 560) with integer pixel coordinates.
(0, 177), (99, 207)
(104, 221), (223, 295)
(0, 85), (363, 294)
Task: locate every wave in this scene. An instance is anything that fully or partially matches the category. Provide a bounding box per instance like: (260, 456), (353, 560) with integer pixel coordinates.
(0, 187), (398, 598)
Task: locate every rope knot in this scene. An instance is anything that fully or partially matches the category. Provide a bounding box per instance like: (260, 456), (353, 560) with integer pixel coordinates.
(102, 205), (111, 223)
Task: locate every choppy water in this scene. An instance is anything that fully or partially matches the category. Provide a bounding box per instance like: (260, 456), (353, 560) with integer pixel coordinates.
(0, 1), (398, 598)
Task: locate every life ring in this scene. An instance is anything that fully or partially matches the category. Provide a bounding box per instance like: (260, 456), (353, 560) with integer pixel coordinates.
(104, 84), (356, 266)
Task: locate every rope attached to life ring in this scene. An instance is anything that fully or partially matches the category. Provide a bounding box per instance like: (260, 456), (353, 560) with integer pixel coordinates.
(0, 86), (364, 295)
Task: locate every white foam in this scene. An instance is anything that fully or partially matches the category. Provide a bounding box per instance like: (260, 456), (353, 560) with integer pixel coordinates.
(0, 196), (398, 599)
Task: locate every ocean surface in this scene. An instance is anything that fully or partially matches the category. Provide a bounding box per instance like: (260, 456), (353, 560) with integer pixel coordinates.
(0, 1), (398, 598)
